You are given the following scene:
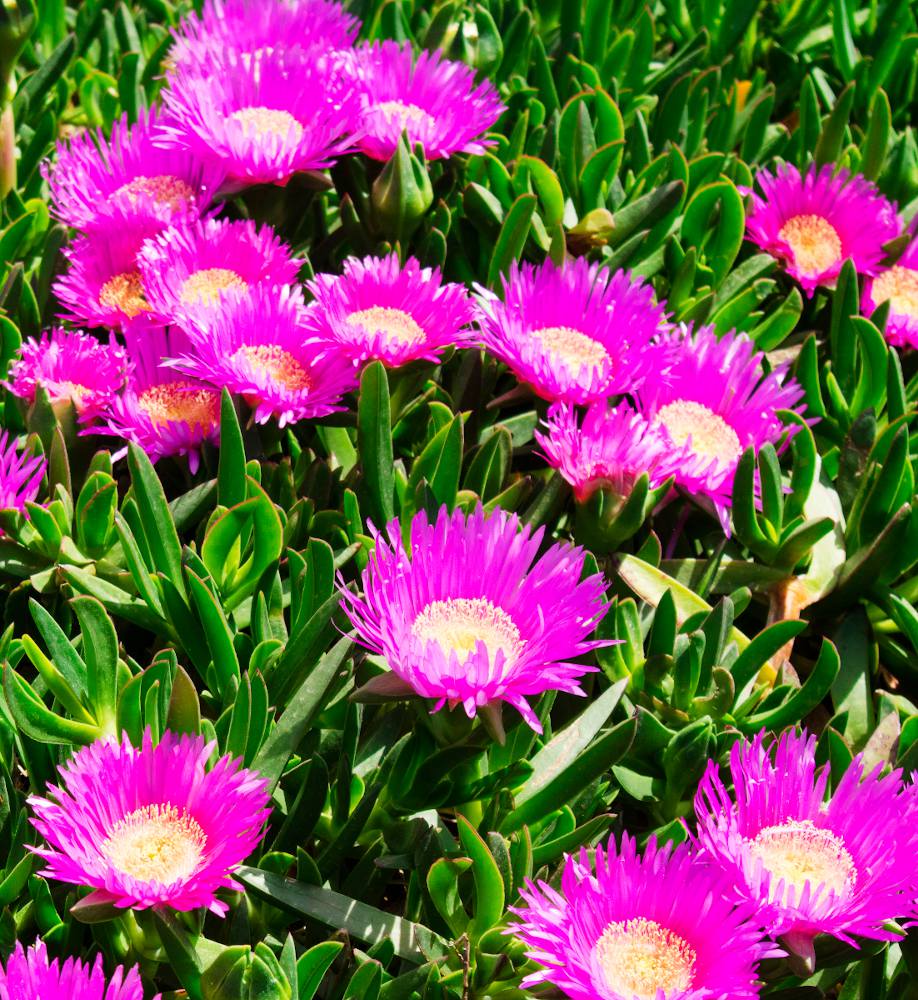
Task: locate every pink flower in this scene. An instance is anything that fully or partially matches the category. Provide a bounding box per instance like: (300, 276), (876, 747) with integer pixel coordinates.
(28, 730), (271, 915)
(0, 431), (44, 517)
(863, 233), (918, 349)
(0, 939), (145, 1000)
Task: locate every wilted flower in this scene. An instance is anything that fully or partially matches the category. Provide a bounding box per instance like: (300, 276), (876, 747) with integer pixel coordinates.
(864, 233), (918, 349)
(635, 324), (804, 531)
(96, 327), (220, 472)
(169, 283), (357, 427)
(160, 46), (358, 188)
(349, 40), (504, 162)
(304, 253), (475, 367)
(0, 431), (44, 517)
(695, 728), (918, 968)
(745, 163), (901, 295)
(0, 940), (144, 1000)
(339, 504), (608, 732)
(28, 729), (271, 915)
(138, 217), (300, 327)
(475, 258), (667, 406)
(7, 328), (129, 420)
(44, 107), (223, 233)
(511, 834), (773, 1000)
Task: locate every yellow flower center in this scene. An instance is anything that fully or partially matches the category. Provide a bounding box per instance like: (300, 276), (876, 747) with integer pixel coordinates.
(179, 268), (248, 308)
(112, 174), (196, 214)
(654, 400), (742, 464)
(371, 100), (437, 134)
(101, 804), (206, 885)
(777, 214), (843, 276)
(749, 819), (857, 899)
(57, 381), (91, 408)
(411, 597), (523, 665)
(532, 325), (609, 371)
(595, 917), (697, 1000)
(139, 381), (220, 431)
(233, 345), (312, 391)
(871, 265), (918, 319)
(99, 271), (150, 318)
(229, 106), (304, 143)
(345, 306), (426, 347)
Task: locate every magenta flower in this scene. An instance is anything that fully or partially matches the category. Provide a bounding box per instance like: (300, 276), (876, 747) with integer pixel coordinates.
(169, 284), (357, 427)
(864, 234), (918, 349)
(536, 402), (676, 502)
(53, 224), (159, 331)
(339, 505), (608, 733)
(138, 217), (300, 327)
(349, 40), (504, 162)
(7, 329), (129, 421)
(475, 258), (667, 406)
(160, 46), (358, 188)
(695, 729), (918, 968)
(0, 940), (144, 1000)
(44, 107), (223, 233)
(170, 0), (359, 69)
(635, 324), (804, 531)
(511, 834), (773, 1000)
(745, 164), (901, 295)
(0, 431), (44, 517)
(304, 253), (475, 367)
(96, 327), (220, 472)
(28, 730), (270, 915)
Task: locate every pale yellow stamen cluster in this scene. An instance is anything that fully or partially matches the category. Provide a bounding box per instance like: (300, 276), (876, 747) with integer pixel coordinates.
(871, 265), (918, 319)
(372, 100), (437, 134)
(99, 271), (150, 318)
(749, 819), (857, 899)
(595, 917), (697, 1000)
(101, 804), (206, 885)
(58, 381), (91, 408)
(778, 214), (843, 276)
(532, 325), (609, 371)
(654, 400), (742, 464)
(229, 106), (304, 144)
(179, 268), (248, 307)
(411, 597), (523, 665)
(234, 345), (312, 391)
(113, 174), (195, 213)
(345, 306), (426, 347)
(139, 381), (220, 431)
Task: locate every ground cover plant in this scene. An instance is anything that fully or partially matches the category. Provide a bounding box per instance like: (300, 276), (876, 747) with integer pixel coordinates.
(1, 0), (918, 997)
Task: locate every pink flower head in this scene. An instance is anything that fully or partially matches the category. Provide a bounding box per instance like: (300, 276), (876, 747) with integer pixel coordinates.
(511, 834), (773, 1000)
(535, 402), (676, 502)
(349, 40), (504, 162)
(0, 939), (145, 1000)
(339, 504), (609, 733)
(864, 234), (918, 349)
(475, 258), (667, 406)
(303, 253), (475, 367)
(170, 0), (359, 69)
(53, 222), (160, 331)
(28, 730), (271, 915)
(160, 46), (358, 188)
(96, 327), (220, 472)
(695, 729), (918, 967)
(635, 324), (804, 532)
(169, 283), (357, 427)
(44, 107), (223, 234)
(0, 431), (44, 516)
(7, 329), (129, 421)
(745, 163), (902, 295)
(138, 217), (300, 328)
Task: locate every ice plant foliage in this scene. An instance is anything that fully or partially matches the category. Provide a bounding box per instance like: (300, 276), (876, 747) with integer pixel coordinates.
(169, 284), (358, 427)
(304, 253), (475, 366)
(350, 40), (505, 162)
(28, 730), (270, 914)
(694, 729), (918, 966)
(7, 328), (129, 420)
(340, 505), (608, 732)
(0, 432), (45, 517)
(476, 258), (667, 405)
(0, 940), (144, 1000)
(45, 107), (223, 233)
(745, 164), (901, 295)
(864, 234), (918, 349)
(511, 834), (772, 1000)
